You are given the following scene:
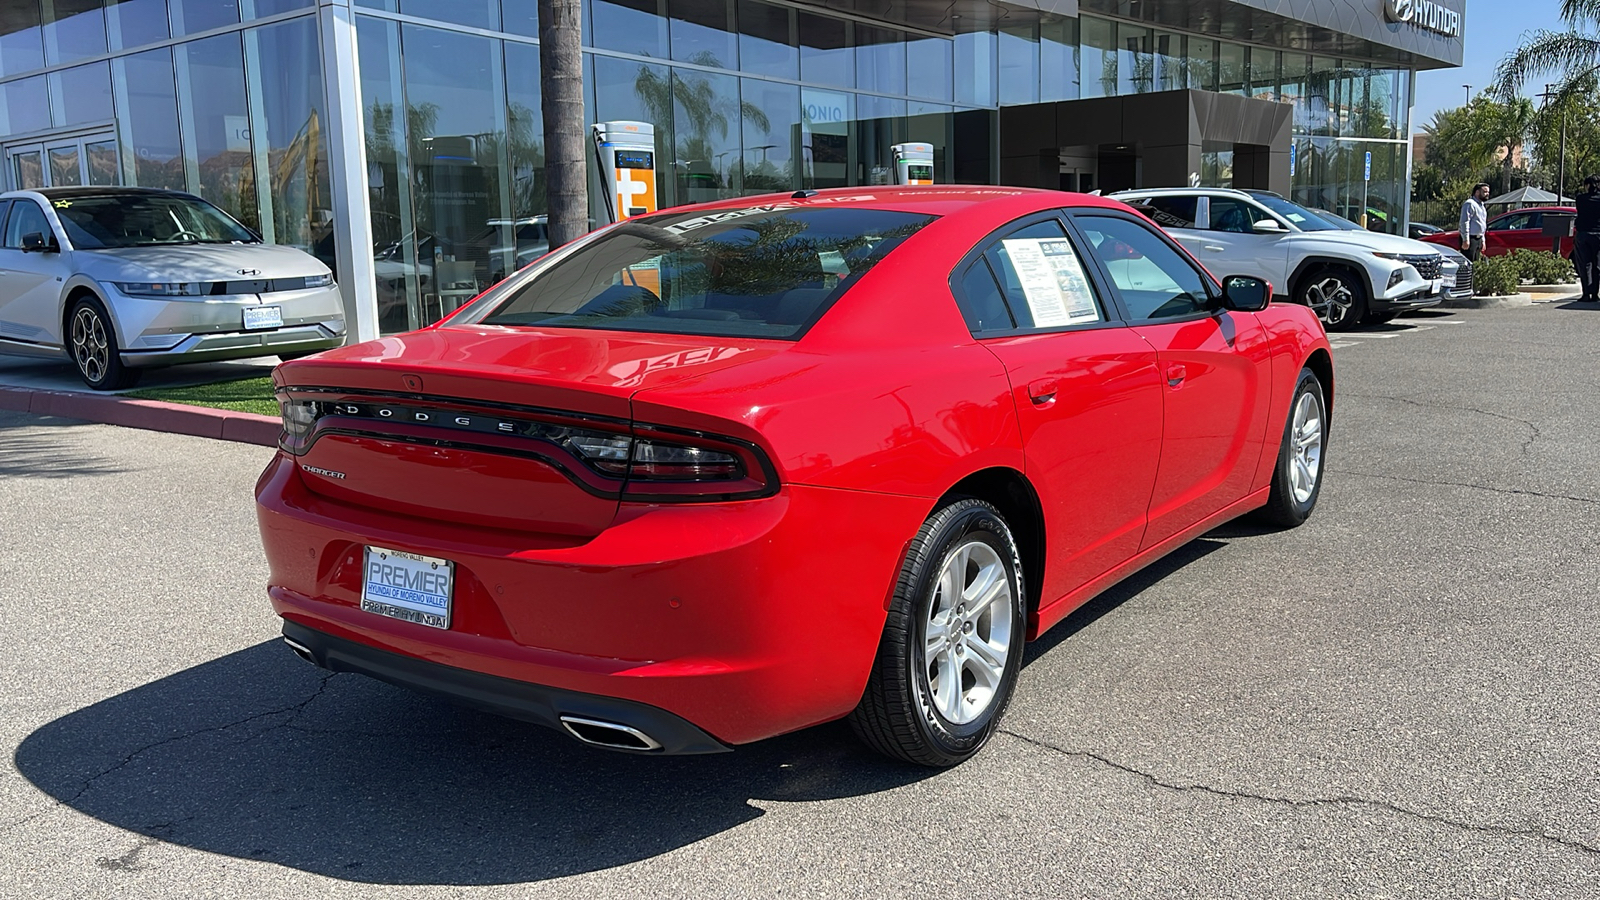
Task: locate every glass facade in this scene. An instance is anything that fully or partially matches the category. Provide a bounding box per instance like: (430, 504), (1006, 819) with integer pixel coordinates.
(0, 0), (1426, 337)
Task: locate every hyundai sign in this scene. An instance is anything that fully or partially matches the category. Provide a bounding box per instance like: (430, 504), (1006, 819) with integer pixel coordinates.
(1383, 0), (1461, 38)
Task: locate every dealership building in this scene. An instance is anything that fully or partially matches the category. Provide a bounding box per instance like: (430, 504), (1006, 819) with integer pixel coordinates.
(0, 0), (1463, 339)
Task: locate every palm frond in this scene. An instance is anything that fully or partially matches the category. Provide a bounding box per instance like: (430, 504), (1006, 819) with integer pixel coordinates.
(1492, 30), (1600, 98)
(1560, 0), (1600, 28)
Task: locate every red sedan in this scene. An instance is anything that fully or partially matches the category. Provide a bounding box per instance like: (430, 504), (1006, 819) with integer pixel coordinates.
(1423, 205), (1575, 258)
(257, 188), (1333, 766)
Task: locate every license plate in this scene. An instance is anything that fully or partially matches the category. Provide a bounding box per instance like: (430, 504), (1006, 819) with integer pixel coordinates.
(1430, 278), (1443, 294)
(361, 546), (453, 629)
(243, 306), (283, 330)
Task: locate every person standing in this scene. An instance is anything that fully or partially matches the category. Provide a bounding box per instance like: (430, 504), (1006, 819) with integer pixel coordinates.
(1573, 175), (1600, 303)
(1459, 182), (1489, 261)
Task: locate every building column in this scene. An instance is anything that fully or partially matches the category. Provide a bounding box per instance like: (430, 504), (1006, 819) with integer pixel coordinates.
(319, 0), (380, 343)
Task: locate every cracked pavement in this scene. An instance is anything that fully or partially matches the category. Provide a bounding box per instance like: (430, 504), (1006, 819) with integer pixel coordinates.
(3, 303), (1600, 898)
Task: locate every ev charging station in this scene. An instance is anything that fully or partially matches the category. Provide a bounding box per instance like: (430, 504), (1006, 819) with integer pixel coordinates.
(890, 143), (935, 185)
(593, 121), (659, 222)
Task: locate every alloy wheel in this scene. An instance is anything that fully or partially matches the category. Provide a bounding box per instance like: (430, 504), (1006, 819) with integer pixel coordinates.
(71, 307), (109, 385)
(922, 540), (1015, 726)
(1290, 389), (1323, 504)
(1305, 277), (1354, 326)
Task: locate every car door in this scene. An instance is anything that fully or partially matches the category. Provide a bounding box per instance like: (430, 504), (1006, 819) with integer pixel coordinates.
(950, 214), (1164, 606)
(1070, 210), (1274, 551)
(1484, 211), (1531, 257)
(0, 197), (71, 348)
(1191, 195), (1292, 288)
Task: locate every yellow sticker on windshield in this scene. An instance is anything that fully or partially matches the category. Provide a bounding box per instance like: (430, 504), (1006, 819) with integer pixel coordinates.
(52, 200), (70, 208)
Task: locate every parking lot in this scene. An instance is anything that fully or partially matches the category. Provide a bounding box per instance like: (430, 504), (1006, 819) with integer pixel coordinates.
(3, 300), (1599, 899)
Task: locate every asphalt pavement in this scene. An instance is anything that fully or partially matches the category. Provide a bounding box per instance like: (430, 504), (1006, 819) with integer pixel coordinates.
(3, 301), (1599, 898)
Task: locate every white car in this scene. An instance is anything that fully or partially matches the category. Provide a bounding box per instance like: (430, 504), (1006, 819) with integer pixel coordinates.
(1113, 187), (1444, 329)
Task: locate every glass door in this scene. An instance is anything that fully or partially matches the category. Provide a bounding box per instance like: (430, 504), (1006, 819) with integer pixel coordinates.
(5, 132), (120, 190)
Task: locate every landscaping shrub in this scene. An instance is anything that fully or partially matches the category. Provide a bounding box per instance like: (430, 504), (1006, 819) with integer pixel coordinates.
(1506, 248), (1576, 285)
(1472, 255), (1520, 296)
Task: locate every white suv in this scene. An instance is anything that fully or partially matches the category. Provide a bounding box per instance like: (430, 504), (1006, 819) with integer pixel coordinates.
(1112, 188), (1444, 330)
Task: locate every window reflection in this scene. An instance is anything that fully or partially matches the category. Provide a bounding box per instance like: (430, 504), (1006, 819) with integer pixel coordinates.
(1185, 37), (1216, 91)
(1080, 16), (1114, 98)
(593, 55), (675, 207)
(251, 17), (336, 273)
(0, 3), (45, 77)
(590, 0), (668, 58)
(171, 0), (239, 35)
(42, 0), (105, 66)
(906, 35), (951, 101)
(1116, 23), (1151, 97)
(799, 12), (851, 89)
(397, 0), (495, 29)
(49, 61), (111, 126)
(0, 75), (49, 134)
(1155, 32), (1183, 91)
(501, 0), (537, 36)
(801, 87), (850, 188)
(1040, 16), (1078, 102)
(670, 0), (736, 69)
(855, 26), (904, 97)
(106, 0), (167, 51)
(739, 77), (798, 194)
(357, 15), (418, 335)
(999, 24), (1039, 106)
(672, 67), (742, 202)
(180, 33), (259, 229)
(954, 31), (995, 107)
(737, 0), (794, 79)
(111, 51), (181, 188)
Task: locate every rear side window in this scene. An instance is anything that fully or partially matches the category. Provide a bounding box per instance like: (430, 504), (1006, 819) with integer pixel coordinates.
(1076, 214), (1211, 320)
(1127, 196), (1198, 229)
(478, 206), (934, 339)
(954, 260), (1014, 333)
(3, 200), (50, 249)
(968, 218), (1104, 331)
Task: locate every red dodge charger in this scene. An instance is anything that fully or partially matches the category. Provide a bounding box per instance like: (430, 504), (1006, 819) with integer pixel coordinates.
(257, 187), (1333, 766)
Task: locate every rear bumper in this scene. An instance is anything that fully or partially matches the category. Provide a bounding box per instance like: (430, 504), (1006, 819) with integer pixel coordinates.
(281, 619), (729, 754)
(256, 454), (930, 746)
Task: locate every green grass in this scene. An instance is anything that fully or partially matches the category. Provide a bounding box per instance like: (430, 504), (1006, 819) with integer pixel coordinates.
(126, 376), (279, 417)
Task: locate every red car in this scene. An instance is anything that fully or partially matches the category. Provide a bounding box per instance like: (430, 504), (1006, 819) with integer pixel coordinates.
(257, 188), (1333, 766)
(1424, 205), (1575, 258)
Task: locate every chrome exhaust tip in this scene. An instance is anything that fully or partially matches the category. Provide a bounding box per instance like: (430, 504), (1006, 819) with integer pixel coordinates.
(559, 715), (664, 752)
(282, 636), (318, 666)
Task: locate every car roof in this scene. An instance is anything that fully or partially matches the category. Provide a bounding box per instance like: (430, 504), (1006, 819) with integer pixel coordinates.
(4, 186), (199, 201)
(657, 185), (1130, 217)
(1112, 186), (1255, 200)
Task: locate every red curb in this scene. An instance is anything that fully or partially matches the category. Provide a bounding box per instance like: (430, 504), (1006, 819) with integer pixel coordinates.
(1, 385), (280, 447)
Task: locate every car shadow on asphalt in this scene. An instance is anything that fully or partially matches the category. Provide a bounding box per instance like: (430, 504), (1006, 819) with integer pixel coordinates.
(13, 639), (934, 885)
(0, 414), (131, 478)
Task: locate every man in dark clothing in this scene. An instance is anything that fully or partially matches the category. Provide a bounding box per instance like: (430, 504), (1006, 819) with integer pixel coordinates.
(1575, 175), (1600, 303)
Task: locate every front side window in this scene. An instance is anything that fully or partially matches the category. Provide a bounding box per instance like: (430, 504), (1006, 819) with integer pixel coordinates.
(1491, 212), (1530, 232)
(1076, 214), (1211, 320)
(53, 193), (258, 248)
(477, 206), (934, 339)
(1249, 194), (1337, 231)
(4, 200), (51, 249)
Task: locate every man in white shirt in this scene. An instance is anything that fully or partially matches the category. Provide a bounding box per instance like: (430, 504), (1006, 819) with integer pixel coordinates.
(1459, 183), (1489, 261)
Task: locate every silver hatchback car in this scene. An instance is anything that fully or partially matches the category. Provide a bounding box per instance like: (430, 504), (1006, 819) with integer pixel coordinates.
(0, 186), (345, 389)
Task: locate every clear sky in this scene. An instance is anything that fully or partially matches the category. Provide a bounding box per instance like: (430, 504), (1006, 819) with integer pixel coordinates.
(1412, 2), (1569, 133)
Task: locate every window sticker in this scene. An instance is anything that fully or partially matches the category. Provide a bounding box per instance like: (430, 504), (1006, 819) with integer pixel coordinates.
(1001, 238), (1101, 327)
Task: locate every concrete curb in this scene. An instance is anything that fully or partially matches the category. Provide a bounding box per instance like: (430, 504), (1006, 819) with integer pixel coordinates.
(0, 385), (280, 447)
(1440, 292), (1536, 309)
(1522, 283), (1580, 293)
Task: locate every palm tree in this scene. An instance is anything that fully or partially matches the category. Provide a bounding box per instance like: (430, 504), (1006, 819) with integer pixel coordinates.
(1494, 1), (1600, 103)
(539, 0), (586, 248)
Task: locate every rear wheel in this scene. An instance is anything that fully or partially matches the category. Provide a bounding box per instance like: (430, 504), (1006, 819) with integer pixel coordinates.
(849, 498), (1026, 767)
(1299, 268), (1367, 332)
(68, 296), (139, 391)
(1257, 367), (1326, 527)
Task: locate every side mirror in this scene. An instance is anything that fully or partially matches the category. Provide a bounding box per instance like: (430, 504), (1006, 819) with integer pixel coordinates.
(1252, 219), (1285, 234)
(1221, 275), (1271, 312)
(20, 232), (52, 253)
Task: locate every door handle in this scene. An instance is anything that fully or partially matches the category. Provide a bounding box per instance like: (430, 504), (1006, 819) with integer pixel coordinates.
(1202, 244), (1226, 252)
(1166, 364), (1187, 388)
(1027, 378), (1058, 404)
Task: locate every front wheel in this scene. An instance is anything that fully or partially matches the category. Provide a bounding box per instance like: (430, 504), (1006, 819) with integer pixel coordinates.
(68, 296), (139, 391)
(1299, 268), (1367, 332)
(1257, 367), (1327, 528)
(849, 498), (1026, 767)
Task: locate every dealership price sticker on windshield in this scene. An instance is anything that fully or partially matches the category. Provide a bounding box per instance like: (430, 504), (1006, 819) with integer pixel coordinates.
(1002, 238), (1101, 327)
(361, 546), (453, 629)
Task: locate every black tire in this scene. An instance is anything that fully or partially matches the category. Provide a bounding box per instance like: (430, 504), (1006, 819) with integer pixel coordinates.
(849, 498), (1027, 767)
(277, 351), (319, 362)
(67, 295), (140, 391)
(1298, 267), (1368, 332)
(1257, 367), (1327, 528)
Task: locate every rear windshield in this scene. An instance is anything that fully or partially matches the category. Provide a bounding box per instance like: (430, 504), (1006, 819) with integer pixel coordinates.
(477, 206), (935, 339)
(54, 194), (259, 248)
